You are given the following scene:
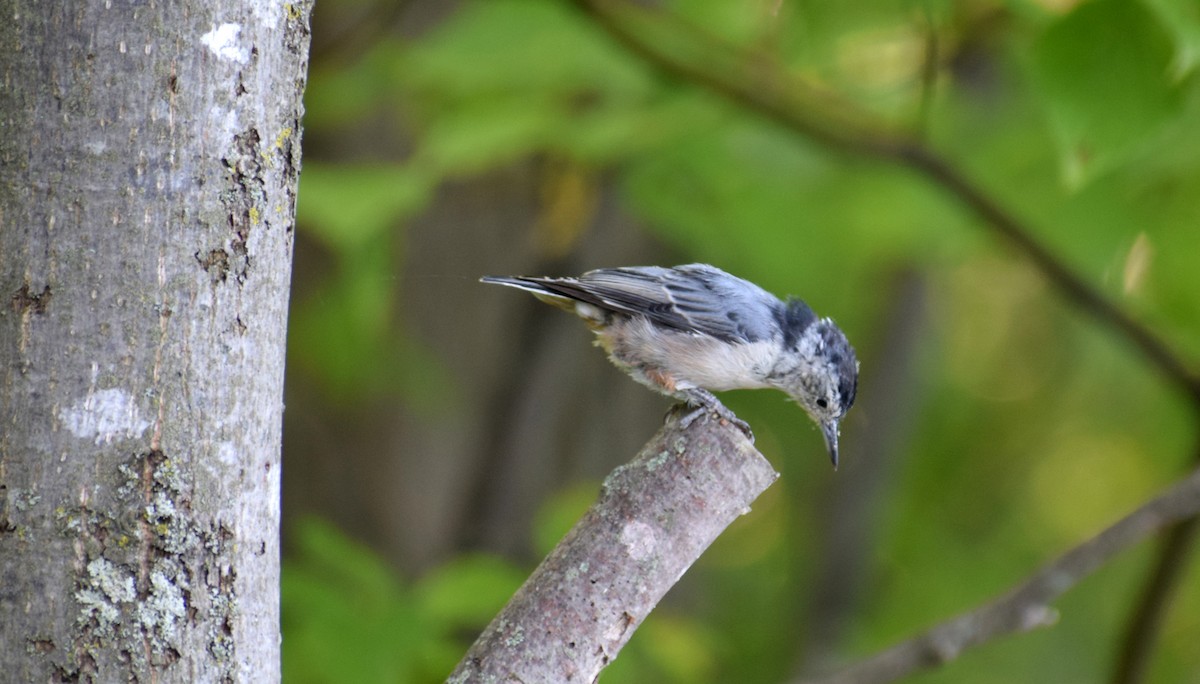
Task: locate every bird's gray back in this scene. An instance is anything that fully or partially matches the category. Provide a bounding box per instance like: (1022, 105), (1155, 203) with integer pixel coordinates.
(576, 264), (786, 343)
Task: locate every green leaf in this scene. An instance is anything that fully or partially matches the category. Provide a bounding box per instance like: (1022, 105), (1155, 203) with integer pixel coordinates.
(1142, 0), (1200, 78)
(416, 554), (524, 627)
(397, 0), (683, 174)
(282, 519), (421, 683)
(288, 257), (455, 408)
(417, 98), (560, 174)
(302, 43), (403, 132)
(531, 482), (599, 556)
(285, 517), (404, 602)
(298, 163), (431, 253)
(287, 249), (396, 398)
(1031, 0), (1185, 187)
(402, 0), (651, 99)
(634, 614), (717, 683)
(282, 520), (524, 683)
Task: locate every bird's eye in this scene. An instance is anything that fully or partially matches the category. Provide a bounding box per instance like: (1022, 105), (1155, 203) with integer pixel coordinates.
(816, 398), (828, 408)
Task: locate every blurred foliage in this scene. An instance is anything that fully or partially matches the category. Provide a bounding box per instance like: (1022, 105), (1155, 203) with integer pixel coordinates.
(282, 511), (717, 683)
(282, 518), (525, 682)
(1031, 0), (1185, 187)
(287, 0), (1200, 682)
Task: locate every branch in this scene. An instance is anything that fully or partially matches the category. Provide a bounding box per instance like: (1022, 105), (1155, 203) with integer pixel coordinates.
(796, 466), (1200, 684)
(571, 0), (1200, 408)
(1111, 516), (1200, 684)
(1110, 439), (1200, 684)
(447, 410), (779, 682)
(897, 148), (1200, 409)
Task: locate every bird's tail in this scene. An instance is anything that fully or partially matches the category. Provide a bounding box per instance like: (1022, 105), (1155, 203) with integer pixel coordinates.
(480, 275), (550, 292)
(480, 275), (582, 313)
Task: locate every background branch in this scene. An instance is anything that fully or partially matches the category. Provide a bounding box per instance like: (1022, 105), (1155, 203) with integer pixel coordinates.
(797, 465), (1200, 684)
(448, 410), (778, 682)
(1110, 441), (1200, 684)
(572, 0), (1200, 407)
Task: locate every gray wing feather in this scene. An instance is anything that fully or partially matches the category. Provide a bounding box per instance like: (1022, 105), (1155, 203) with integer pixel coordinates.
(487, 264), (785, 342)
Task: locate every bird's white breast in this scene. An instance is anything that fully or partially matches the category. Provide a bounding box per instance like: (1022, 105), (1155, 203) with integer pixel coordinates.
(601, 316), (777, 392)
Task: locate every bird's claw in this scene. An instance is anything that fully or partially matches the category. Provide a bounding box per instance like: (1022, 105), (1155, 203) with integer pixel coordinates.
(671, 395), (755, 443)
(712, 406), (755, 443)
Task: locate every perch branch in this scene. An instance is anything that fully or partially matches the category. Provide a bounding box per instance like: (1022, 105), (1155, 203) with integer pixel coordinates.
(796, 466), (1200, 684)
(447, 410), (779, 682)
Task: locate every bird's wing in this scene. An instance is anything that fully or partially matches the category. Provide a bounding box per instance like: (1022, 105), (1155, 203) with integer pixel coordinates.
(512, 264), (784, 342)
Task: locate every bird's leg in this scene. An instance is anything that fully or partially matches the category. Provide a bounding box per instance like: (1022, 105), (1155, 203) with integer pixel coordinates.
(675, 388), (754, 442)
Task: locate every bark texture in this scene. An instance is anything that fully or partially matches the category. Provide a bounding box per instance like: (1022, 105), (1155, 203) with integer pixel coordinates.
(448, 411), (779, 682)
(0, 0), (311, 681)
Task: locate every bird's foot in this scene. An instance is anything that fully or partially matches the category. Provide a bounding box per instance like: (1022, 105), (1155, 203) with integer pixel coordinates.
(672, 390), (754, 443)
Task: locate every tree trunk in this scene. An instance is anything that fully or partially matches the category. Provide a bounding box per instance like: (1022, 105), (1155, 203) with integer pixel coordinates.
(0, 1), (311, 681)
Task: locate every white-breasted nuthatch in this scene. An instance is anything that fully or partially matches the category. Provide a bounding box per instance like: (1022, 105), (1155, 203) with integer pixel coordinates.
(482, 264), (858, 468)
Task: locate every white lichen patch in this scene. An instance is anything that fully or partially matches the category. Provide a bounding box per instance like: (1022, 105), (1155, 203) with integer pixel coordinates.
(206, 588), (237, 662)
(63, 452), (244, 674)
(58, 388), (150, 445)
(216, 441), (239, 465)
(144, 460), (202, 556)
(75, 558), (136, 638)
(10, 488), (41, 511)
(200, 23), (249, 64)
(619, 520), (658, 562)
(138, 562), (189, 650)
(503, 624), (525, 648)
(642, 450), (671, 471)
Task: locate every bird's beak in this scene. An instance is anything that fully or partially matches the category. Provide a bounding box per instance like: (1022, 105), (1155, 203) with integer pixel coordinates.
(821, 420), (840, 470)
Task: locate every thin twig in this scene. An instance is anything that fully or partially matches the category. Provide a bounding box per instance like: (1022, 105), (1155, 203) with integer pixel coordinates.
(796, 466), (1200, 684)
(1111, 516), (1200, 684)
(897, 147), (1200, 407)
(1110, 441), (1200, 684)
(576, 0), (909, 157)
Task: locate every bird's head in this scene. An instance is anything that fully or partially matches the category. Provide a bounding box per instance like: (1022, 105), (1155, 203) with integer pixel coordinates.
(782, 318), (858, 469)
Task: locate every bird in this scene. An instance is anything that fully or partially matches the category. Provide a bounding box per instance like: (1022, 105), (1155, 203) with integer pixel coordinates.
(481, 264), (858, 468)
